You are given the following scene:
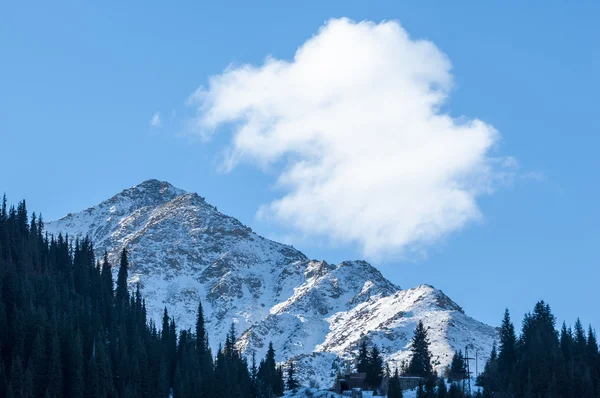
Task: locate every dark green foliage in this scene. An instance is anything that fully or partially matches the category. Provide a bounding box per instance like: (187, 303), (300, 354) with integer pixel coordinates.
(365, 344), (384, 390)
(448, 382), (463, 398)
(356, 339), (369, 373)
(423, 376), (436, 398)
(116, 248), (129, 304)
(353, 341), (385, 390)
(436, 378), (448, 398)
(479, 302), (600, 397)
(448, 350), (467, 382)
(0, 196), (266, 398)
(408, 320), (433, 377)
(387, 368), (403, 398)
(257, 342), (284, 397)
(497, 308), (517, 384)
(286, 361), (299, 391)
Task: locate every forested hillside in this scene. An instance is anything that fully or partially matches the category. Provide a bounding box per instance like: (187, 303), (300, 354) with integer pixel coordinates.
(477, 304), (600, 397)
(0, 197), (286, 397)
(1, 195), (598, 398)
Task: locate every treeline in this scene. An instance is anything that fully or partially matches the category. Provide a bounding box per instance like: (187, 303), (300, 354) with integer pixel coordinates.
(354, 303), (599, 398)
(0, 197), (290, 397)
(353, 320), (472, 398)
(478, 303), (600, 397)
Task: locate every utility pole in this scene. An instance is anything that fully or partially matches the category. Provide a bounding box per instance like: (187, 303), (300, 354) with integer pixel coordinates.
(464, 345), (474, 396)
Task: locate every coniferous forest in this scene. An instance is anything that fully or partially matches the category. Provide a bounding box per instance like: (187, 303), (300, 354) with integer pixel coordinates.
(477, 304), (600, 397)
(1, 196), (599, 398)
(380, 307), (600, 398)
(0, 197), (286, 397)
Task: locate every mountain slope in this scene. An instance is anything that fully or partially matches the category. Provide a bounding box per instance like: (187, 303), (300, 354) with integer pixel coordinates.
(46, 179), (497, 386)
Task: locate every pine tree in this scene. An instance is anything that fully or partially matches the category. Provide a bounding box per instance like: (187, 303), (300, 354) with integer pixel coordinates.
(387, 368), (403, 398)
(115, 248), (129, 304)
(408, 321), (433, 377)
(497, 309), (517, 388)
(85, 354), (100, 398)
(286, 361), (299, 391)
(258, 342), (283, 397)
(275, 365), (285, 396)
(476, 342), (497, 393)
(46, 330), (63, 397)
(424, 376), (437, 398)
(366, 344), (384, 390)
(560, 322), (573, 362)
(448, 382), (463, 398)
(357, 339), (369, 373)
(574, 318), (587, 360)
(449, 350), (467, 381)
(586, 325), (598, 362)
(250, 352), (258, 398)
(437, 378), (448, 398)
(519, 301), (559, 396)
(195, 300), (207, 353)
(101, 252), (114, 326)
(225, 321), (237, 360)
(66, 331), (85, 397)
(30, 330), (47, 397)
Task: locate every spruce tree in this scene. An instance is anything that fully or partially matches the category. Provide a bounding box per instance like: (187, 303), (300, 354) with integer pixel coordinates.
(250, 352), (258, 398)
(497, 309), (517, 387)
(286, 361), (299, 391)
(387, 367), (403, 398)
(195, 300), (207, 353)
(437, 377), (448, 398)
(449, 350), (467, 381)
(408, 321), (433, 378)
(356, 339), (369, 373)
(258, 342), (283, 397)
(115, 248), (129, 304)
(366, 344), (384, 389)
(30, 331), (47, 397)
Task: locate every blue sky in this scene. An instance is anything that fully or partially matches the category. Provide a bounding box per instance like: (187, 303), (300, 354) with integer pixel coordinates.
(1, 1), (598, 330)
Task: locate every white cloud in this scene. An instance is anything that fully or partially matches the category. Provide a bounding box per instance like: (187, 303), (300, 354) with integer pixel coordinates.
(189, 18), (512, 258)
(150, 112), (162, 127)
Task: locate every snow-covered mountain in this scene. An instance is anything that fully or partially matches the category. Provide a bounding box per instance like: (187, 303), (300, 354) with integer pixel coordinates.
(46, 179), (497, 387)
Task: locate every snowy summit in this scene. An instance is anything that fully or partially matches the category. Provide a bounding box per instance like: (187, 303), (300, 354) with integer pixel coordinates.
(46, 179), (498, 387)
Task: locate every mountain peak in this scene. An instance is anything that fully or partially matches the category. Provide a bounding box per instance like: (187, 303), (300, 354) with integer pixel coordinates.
(123, 179), (186, 200)
(45, 181), (496, 387)
(406, 284), (464, 313)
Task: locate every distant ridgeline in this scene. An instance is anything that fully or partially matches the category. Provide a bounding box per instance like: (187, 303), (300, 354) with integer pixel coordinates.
(0, 196), (598, 398)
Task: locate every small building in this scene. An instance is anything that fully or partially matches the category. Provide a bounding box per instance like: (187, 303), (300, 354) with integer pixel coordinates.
(333, 372), (425, 395)
(333, 372), (369, 395)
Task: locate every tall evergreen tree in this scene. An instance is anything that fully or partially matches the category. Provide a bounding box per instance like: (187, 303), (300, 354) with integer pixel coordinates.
(366, 344), (384, 390)
(449, 350), (467, 381)
(115, 248), (129, 304)
(496, 308), (517, 389)
(408, 321), (433, 378)
(356, 339), (369, 373)
(286, 361), (299, 391)
(387, 367), (403, 398)
(257, 342), (284, 397)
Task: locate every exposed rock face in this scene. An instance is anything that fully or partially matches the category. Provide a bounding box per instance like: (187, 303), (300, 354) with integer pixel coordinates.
(46, 179), (498, 386)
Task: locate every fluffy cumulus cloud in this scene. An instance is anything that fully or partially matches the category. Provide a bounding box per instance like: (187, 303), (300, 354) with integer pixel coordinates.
(189, 18), (511, 258)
